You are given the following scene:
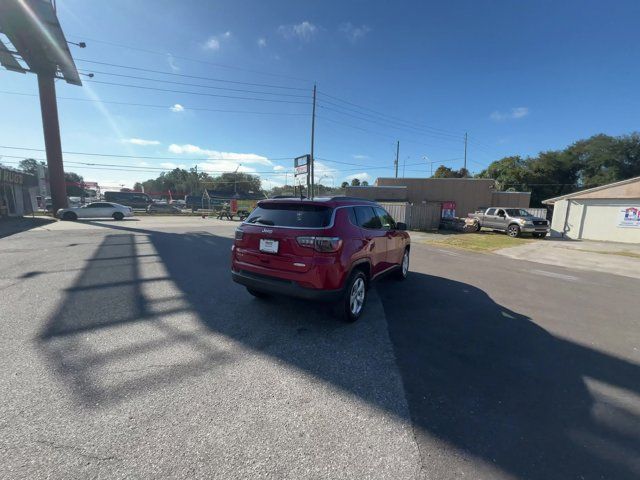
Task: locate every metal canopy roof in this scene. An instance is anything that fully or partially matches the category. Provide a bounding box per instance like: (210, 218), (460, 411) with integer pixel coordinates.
(0, 0), (81, 85)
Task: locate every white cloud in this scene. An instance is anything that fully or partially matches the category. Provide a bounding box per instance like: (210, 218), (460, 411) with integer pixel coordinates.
(125, 138), (161, 146)
(273, 165), (286, 171)
(490, 107), (529, 121)
(170, 104), (184, 113)
(203, 31), (232, 51)
(257, 37), (267, 48)
(160, 162), (185, 169)
(339, 23), (371, 42)
(197, 160), (257, 174)
(278, 21), (318, 42)
(352, 154), (369, 160)
(166, 53), (179, 72)
(344, 172), (370, 182)
(168, 143), (273, 166)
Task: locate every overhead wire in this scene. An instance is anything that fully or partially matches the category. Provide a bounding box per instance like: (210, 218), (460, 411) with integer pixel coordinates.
(73, 58), (310, 91)
(68, 36), (310, 82)
(84, 79), (311, 105)
(79, 69), (310, 98)
(0, 90), (311, 116)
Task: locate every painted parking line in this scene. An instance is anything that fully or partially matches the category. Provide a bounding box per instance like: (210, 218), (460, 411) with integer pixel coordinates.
(530, 269), (580, 282)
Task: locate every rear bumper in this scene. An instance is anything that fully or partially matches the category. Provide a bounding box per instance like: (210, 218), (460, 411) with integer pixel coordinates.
(232, 269), (344, 302)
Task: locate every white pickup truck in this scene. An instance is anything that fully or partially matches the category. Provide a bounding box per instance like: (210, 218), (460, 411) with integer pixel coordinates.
(470, 208), (550, 238)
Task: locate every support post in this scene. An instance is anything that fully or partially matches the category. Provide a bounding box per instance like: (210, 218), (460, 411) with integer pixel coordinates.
(394, 141), (399, 178)
(309, 84), (316, 199)
(37, 73), (67, 212)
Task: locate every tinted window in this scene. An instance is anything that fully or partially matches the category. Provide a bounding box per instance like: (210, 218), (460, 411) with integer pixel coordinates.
(486, 208), (496, 215)
(375, 207), (396, 230)
(245, 203), (333, 227)
(354, 206), (382, 229)
(347, 207), (358, 226)
(86, 203), (101, 208)
(496, 209), (505, 216)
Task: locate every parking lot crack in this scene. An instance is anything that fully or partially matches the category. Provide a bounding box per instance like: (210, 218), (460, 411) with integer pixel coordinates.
(34, 439), (119, 462)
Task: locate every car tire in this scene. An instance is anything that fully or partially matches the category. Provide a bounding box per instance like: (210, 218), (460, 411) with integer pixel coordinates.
(395, 249), (410, 281)
(507, 224), (521, 238)
(62, 211), (77, 221)
(246, 287), (270, 299)
(113, 212), (124, 221)
(340, 270), (368, 323)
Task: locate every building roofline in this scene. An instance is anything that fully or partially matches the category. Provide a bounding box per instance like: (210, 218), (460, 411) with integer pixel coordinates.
(542, 175), (640, 204)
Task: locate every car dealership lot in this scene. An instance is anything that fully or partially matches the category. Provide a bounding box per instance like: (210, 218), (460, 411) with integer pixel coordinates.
(1, 217), (639, 479)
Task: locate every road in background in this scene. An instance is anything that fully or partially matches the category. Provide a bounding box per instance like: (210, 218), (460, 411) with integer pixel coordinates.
(1, 217), (638, 479)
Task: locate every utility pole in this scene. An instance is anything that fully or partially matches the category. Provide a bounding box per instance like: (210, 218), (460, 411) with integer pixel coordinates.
(233, 164), (241, 194)
(464, 132), (468, 175)
(394, 140), (399, 178)
(37, 73), (68, 212)
(309, 83), (317, 199)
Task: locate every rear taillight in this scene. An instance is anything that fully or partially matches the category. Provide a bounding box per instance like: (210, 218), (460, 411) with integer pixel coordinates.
(234, 228), (244, 240)
(297, 236), (342, 252)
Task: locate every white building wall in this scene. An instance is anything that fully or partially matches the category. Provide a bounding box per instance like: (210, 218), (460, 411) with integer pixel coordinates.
(550, 198), (640, 243)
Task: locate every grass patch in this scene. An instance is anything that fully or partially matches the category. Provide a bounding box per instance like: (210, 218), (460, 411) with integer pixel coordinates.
(420, 231), (533, 252)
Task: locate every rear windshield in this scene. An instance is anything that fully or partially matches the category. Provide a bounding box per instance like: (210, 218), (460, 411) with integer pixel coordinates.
(245, 203), (333, 228)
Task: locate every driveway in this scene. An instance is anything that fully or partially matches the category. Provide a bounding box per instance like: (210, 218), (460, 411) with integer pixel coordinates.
(1, 217), (639, 479)
(495, 237), (640, 279)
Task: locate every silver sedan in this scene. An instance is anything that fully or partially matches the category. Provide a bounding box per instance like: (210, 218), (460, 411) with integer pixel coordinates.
(57, 202), (134, 221)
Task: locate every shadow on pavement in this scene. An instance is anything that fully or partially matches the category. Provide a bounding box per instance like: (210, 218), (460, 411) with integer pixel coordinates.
(0, 216), (56, 239)
(39, 221), (640, 479)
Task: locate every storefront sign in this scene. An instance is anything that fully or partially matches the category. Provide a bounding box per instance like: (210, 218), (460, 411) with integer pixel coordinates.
(0, 168), (24, 185)
(618, 206), (640, 228)
(441, 201), (456, 218)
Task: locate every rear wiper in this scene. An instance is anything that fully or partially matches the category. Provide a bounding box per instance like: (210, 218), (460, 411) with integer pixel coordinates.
(255, 219), (274, 226)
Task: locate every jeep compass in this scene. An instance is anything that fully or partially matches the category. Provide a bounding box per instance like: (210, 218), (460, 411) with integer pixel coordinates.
(231, 197), (410, 321)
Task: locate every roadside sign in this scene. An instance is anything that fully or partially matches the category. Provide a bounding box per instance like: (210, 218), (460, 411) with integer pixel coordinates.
(294, 155), (310, 177)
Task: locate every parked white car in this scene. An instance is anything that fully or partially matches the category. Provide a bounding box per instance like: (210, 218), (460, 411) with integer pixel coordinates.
(57, 202), (133, 221)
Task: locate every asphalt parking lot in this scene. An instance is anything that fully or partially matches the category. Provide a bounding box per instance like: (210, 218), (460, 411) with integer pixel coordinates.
(1, 217), (639, 479)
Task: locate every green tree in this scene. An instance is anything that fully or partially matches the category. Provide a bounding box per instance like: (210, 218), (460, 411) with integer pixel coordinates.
(350, 178), (361, 186)
(341, 181), (349, 189)
(432, 165), (468, 178)
(208, 172), (262, 195)
(19, 158), (45, 175)
(361, 180), (369, 186)
(64, 172), (87, 196)
(133, 182), (143, 192)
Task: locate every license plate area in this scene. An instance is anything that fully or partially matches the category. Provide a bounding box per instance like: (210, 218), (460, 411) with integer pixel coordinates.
(259, 238), (279, 254)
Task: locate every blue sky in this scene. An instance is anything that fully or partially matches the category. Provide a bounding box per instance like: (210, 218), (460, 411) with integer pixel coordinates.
(1, 0), (639, 191)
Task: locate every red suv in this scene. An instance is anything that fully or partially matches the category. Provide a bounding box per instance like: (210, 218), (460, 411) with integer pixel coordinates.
(231, 197), (410, 321)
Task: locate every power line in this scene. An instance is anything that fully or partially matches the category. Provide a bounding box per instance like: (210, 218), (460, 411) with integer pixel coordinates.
(68, 36), (310, 82)
(317, 91), (465, 139)
(84, 79), (311, 105)
(0, 90), (311, 116)
(80, 69), (310, 98)
(317, 103), (465, 144)
(317, 114), (446, 149)
(317, 99), (464, 141)
(0, 145), (293, 162)
(74, 58), (309, 91)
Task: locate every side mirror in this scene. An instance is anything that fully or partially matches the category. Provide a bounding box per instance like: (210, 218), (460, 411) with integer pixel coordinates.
(396, 222), (407, 231)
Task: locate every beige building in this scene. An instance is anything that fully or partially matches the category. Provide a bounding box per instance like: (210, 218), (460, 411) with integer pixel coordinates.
(347, 178), (530, 218)
(543, 176), (640, 243)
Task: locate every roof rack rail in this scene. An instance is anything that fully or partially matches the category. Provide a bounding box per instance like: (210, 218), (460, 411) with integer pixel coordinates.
(328, 195), (374, 202)
(270, 195), (307, 199)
